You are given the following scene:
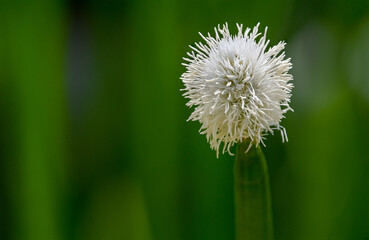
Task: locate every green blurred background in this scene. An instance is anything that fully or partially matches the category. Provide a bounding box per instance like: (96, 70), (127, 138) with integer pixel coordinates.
(1, 0), (369, 239)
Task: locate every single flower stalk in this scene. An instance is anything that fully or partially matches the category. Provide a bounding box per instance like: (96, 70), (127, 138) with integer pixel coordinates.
(181, 23), (293, 240)
(181, 23), (293, 157)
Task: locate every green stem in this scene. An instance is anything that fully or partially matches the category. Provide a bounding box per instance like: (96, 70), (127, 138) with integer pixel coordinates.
(234, 142), (274, 240)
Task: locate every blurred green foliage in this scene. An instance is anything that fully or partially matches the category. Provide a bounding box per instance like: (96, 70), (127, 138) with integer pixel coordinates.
(0, 0), (368, 240)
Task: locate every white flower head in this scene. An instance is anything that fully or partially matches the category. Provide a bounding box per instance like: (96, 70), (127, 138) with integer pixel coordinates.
(181, 23), (293, 157)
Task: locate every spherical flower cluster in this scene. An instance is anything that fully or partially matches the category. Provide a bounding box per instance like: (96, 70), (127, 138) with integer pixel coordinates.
(181, 23), (293, 157)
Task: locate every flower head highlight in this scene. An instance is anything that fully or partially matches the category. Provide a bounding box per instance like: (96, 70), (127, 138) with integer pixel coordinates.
(181, 23), (293, 157)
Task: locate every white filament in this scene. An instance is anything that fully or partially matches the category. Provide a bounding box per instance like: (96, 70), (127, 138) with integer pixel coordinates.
(181, 23), (293, 157)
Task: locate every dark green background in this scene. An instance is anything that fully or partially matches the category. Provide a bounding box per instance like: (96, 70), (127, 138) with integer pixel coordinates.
(1, 0), (368, 239)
